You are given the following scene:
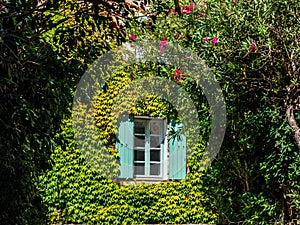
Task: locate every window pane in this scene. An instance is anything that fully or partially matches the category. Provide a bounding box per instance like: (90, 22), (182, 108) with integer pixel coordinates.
(134, 150), (145, 161)
(150, 150), (160, 161)
(134, 121), (145, 134)
(150, 163), (160, 176)
(150, 136), (160, 148)
(134, 163), (145, 175)
(150, 121), (161, 134)
(134, 135), (145, 147)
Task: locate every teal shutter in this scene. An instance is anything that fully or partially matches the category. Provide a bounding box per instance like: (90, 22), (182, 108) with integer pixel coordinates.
(169, 121), (186, 180)
(116, 115), (134, 178)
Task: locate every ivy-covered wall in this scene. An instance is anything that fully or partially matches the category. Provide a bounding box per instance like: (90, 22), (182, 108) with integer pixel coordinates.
(37, 62), (213, 224)
(38, 125), (215, 224)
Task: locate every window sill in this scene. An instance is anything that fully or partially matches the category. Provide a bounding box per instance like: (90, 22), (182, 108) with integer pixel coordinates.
(116, 178), (169, 185)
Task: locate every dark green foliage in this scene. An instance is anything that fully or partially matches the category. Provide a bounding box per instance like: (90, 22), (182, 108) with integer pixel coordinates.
(0, 0), (137, 224)
(0, 38), (75, 224)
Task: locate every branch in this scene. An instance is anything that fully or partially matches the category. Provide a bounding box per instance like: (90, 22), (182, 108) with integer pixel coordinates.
(286, 105), (300, 152)
(174, 0), (181, 16)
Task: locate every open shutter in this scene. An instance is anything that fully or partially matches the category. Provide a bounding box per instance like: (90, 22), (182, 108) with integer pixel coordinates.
(169, 120), (186, 180)
(116, 115), (134, 178)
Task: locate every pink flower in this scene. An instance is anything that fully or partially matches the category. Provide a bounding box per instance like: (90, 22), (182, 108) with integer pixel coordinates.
(173, 69), (181, 81)
(249, 40), (256, 52)
(174, 11), (178, 16)
(188, 4), (195, 11)
(182, 4), (194, 14)
(204, 37), (209, 42)
(212, 37), (218, 45)
(159, 37), (168, 53)
(181, 6), (188, 14)
(129, 35), (136, 40)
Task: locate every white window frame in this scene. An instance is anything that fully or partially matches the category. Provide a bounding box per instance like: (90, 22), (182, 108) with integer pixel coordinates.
(133, 116), (168, 181)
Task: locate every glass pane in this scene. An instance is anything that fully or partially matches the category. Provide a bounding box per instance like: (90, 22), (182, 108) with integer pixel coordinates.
(150, 136), (161, 148)
(134, 163), (145, 175)
(150, 163), (160, 176)
(134, 135), (145, 147)
(150, 150), (160, 161)
(150, 121), (161, 134)
(134, 121), (145, 134)
(134, 150), (145, 161)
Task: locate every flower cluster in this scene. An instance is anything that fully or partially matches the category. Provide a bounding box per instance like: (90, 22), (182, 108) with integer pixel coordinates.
(129, 35), (136, 40)
(212, 37), (218, 45)
(204, 37), (218, 45)
(173, 69), (181, 81)
(182, 4), (194, 14)
(249, 41), (256, 52)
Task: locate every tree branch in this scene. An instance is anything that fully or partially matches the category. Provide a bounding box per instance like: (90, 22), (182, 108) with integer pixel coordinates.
(286, 105), (300, 152)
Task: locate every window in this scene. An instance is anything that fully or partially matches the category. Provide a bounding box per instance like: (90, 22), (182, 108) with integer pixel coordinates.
(116, 115), (186, 181)
(133, 119), (164, 178)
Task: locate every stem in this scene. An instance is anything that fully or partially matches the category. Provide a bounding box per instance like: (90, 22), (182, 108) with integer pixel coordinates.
(286, 105), (300, 152)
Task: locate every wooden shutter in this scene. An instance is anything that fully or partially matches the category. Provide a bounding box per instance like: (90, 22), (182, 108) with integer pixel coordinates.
(116, 115), (134, 178)
(169, 120), (186, 180)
